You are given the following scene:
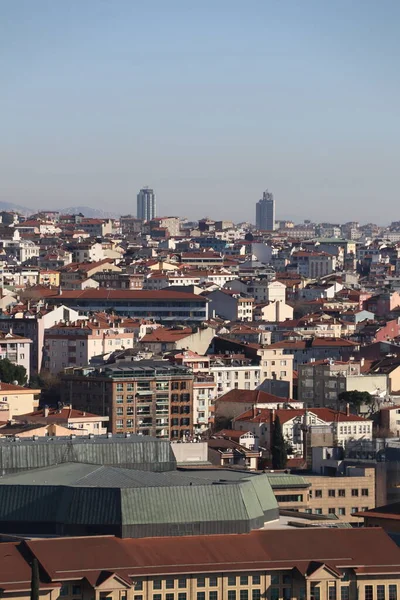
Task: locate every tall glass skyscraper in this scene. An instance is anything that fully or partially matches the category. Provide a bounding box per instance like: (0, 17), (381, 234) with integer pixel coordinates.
(137, 187), (156, 221)
(256, 190), (275, 231)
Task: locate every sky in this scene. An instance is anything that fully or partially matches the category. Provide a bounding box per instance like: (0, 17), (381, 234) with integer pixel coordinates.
(1, 0), (399, 224)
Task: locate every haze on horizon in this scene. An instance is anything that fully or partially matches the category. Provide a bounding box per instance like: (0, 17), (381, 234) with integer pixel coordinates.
(1, 0), (399, 224)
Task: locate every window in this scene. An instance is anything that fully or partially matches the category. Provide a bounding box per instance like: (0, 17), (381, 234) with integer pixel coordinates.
(253, 576), (261, 585)
(134, 596), (142, 600)
(240, 592), (248, 600)
(154, 595), (162, 600)
(166, 595), (174, 600)
(116, 407), (123, 415)
(377, 587), (385, 600)
(228, 593), (237, 600)
(198, 594), (206, 600)
(311, 585), (320, 600)
(135, 581), (143, 591)
(116, 383), (123, 391)
(299, 589), (306, 600)
(341, 588), (350, 600)
(315, 490), (322, 498)
(275, 494), (303, 503)
(116, 419), (123, 429)
(209, 577), (217, 587)
(338, 489), (346, 497)
(197, 578), (206, 588)
(166, 579), (174, 589)
(209, 593), (218, 600)
(240, 576), (249, 586)
(283, 589), (291, 600)
(314, 508), (322, 515)
(72, 586), (82, 596)
(328, 508), (336, 514)
(116, 395), (124, 403)
(252, 592), (261, 600)
(329, 587), (337, 600)
(228, 576), (236, 586)
(179, 595), (187, 600)
(351, 489), (359, 497)
(282, 575), (291, 585)
(351, 507), (358, 514)
(365, 586), (373, 600)
(271, 575), (280, 585)
(328, 489), (336, 497)
(389, 586), (397, 600)
(362, 488), (369, 496)
(338, 507), (346, 515)
(153, 581), (162, 590)
(179, 579), (187, 589)
(60, 585), (69, 597)
(271, 589), (279, 600)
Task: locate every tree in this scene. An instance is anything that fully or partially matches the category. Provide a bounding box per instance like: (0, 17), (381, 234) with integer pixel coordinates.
(0, 358), (27, 385)
(30, 557), (40, 600)
(271, 415), (288, 469)
(338, 391), (372, 413)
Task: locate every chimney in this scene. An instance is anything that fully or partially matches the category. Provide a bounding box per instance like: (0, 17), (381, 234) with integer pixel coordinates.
(360, 357), (365, 367)
(346, 403), (350, 417)
(44, 406), (49, 418)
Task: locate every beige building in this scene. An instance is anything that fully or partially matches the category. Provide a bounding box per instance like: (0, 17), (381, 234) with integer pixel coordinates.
(1, 529), (399, 600)
(0, 383), (40, 419)
(257, 301), (294, 322)
(15, 405), (109, 435)
(257, 346), (294, 397)
(268, 466), (375, 523)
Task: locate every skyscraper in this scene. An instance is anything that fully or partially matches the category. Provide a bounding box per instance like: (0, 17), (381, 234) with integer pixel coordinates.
(256, 190), (275, 231)
(137, 187), (156, 221)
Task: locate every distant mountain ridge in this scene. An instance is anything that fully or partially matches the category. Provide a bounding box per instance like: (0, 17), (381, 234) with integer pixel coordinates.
(0, 201), (118, 218)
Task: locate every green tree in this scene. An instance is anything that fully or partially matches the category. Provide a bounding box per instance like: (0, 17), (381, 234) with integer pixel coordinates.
(30, 557), (40, 600)
(271, 415), (288, 469)
(0, 358), (27, 385)
(338, 391), (372, 413)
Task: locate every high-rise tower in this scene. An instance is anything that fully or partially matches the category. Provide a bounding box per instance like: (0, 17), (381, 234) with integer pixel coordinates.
(256, 190), (275, 231)
(137, 187), (156, 221)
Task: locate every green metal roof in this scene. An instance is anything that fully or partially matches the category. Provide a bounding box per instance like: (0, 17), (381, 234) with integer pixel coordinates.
(267, 473), (310, 489)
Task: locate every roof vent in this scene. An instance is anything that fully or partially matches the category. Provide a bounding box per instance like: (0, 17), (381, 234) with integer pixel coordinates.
(107, 432), (112, 438)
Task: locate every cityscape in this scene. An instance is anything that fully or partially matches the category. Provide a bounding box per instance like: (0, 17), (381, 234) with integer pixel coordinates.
(2, 0), (400, 598)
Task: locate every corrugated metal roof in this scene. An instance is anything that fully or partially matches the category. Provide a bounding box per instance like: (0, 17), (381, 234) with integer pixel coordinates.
(267, 474), (310, 489)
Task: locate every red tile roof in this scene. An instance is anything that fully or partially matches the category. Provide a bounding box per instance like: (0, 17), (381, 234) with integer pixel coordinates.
(217, 389), (290, 404)
(49, 290), (207, 301)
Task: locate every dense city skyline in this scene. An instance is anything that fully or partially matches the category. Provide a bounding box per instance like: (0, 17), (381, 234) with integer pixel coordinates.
(2, 0), (400, 222)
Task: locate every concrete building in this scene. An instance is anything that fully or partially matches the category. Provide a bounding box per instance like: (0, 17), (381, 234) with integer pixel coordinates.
(43, 314), (138, 375)
(257, 346), (294, 397)
(207, 289), (254, 321)
(16, 405), (109, 435)
(0, 332), (32, 380)
(137, 187), (156, 221)
(46, 290), (209, 323)
(0, 382), (40, 419)
(61, 360), (194, 439)
(256, 190), (275, 231)
(266, 338), (359, 369)
(298, 359), (388, 409)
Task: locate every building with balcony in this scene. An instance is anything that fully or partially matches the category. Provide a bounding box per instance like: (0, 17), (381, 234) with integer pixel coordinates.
(61, 360), (194, 439)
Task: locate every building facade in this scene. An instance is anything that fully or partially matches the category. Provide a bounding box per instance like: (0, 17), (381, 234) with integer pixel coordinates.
(256, 190), (275, 231)
(61, 360), (194, 439)
(137, 187), (157, 221)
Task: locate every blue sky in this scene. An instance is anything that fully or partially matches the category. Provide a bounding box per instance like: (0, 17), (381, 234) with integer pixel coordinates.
(1, 0), (399, 223)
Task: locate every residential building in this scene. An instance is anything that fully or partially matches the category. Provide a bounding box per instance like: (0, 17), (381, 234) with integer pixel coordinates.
(215, 388), (303, 423)
(210, 361), (261, 395)
(43, 314), (137, 374)
(46, 290), (209, 322)
(257, 346), (294, 397)
(61, 360), (194, 439)
(0, 382), (40, 419)
(256, 189), (275, 230)
(138, 325), (215, 355)
(265, 338), (359, 369)
(298, 359), (388, 409)
(0, 332), (32, 380)
(207, 289), (254, 321)
(137, 186), (156, 221)
(15, 405), (109, 435)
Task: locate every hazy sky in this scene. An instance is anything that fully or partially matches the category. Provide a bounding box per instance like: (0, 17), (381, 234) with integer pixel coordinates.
(1, 0), (399, 223)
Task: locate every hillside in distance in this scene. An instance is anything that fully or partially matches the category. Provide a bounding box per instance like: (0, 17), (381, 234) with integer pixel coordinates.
(0, 201), (118, 218)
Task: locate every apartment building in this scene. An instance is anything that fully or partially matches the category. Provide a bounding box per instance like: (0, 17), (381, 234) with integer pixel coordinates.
(298, 359), (387, 409)
(46, 289), (209, 322)
(265, 338), (360, 369)
(1, 528), (399, 600)
(233, 407), (372, 457)
(43, 314), (138, 374)
(210, 361), (261, 395)
(207, 289), (254, 321)
(0, 382), (40, 419)
(257, 346), (294, 397)
(0, 331), (31, 379)
(61, 360), (194, 439)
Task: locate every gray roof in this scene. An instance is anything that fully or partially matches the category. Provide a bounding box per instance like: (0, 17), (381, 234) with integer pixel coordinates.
(0, 435), (176, 473)
(0, 464), (279, 538)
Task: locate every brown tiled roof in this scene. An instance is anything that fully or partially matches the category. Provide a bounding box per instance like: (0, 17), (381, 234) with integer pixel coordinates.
(23, 529), (400, 581)
(217, 389), (288, 404)
(50, 290), (206, 301)
(140, 327), (193, 343)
